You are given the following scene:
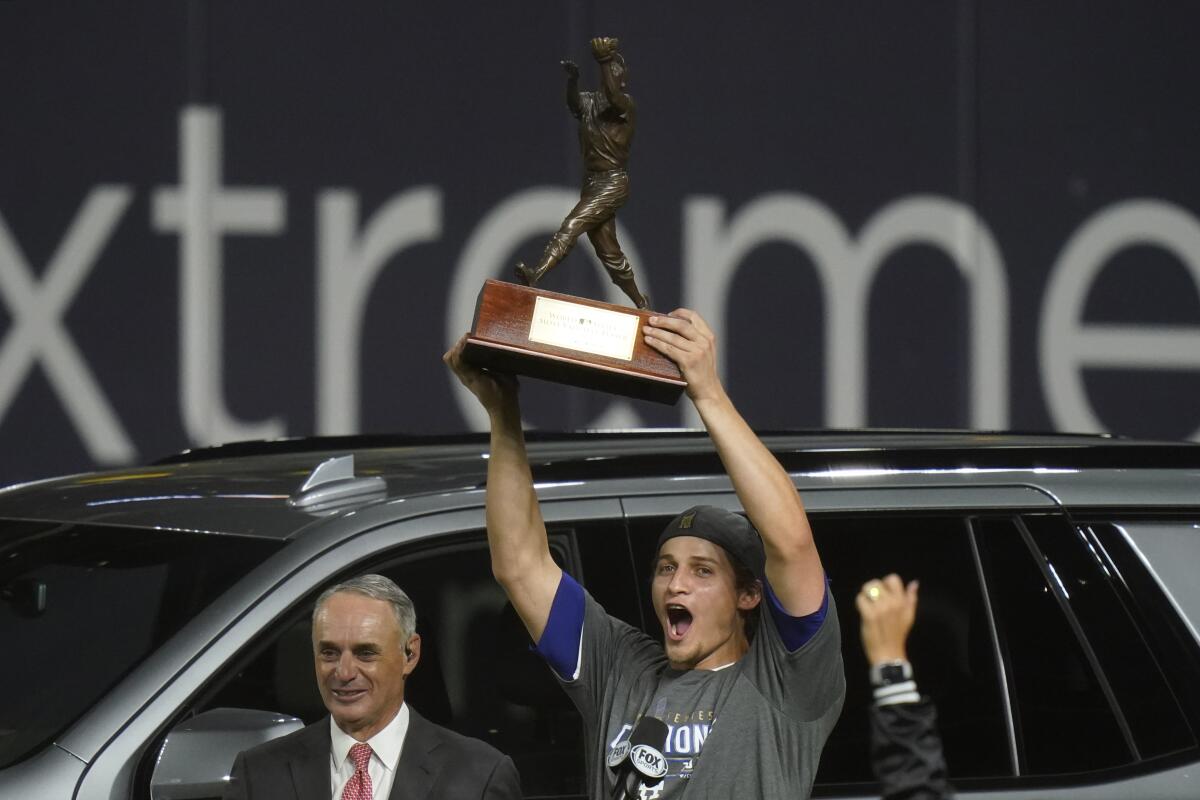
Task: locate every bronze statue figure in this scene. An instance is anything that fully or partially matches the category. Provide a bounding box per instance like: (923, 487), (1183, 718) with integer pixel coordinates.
(516, 37), (650, 309)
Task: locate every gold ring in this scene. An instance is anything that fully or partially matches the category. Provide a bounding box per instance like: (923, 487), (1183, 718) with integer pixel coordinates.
(866, 585), (881, 602)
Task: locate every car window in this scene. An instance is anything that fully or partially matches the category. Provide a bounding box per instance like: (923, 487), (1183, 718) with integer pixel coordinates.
(1022, 516), (1195, 762)
(627, 512), (1011, 791)
(192, 528), (594, 800)
(1082, 521), (1200, 762)
(0, 520), (281, 769)
(974, 517), (1133, 775)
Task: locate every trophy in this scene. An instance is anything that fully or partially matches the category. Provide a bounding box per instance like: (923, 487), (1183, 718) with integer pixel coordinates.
(463, 37), (685, 405)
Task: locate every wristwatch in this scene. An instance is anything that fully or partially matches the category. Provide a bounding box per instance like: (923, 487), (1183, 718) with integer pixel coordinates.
(870, 659), (913, 687)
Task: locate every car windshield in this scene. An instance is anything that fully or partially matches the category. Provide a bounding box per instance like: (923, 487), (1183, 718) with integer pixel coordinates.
(0, 519), (282, 768)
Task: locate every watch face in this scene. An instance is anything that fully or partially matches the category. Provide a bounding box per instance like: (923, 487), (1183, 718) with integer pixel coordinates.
(871, 660), (913, 687)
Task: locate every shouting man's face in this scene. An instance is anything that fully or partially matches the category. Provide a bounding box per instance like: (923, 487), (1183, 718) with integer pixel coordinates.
(652, 536), (760, 670)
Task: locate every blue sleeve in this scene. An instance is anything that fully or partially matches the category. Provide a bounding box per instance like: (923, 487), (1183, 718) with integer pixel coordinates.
(532, 571), (586, 680)
(765, 577), (830, 652)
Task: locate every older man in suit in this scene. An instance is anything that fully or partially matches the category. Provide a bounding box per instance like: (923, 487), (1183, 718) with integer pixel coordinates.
(225, 574), (522, 799)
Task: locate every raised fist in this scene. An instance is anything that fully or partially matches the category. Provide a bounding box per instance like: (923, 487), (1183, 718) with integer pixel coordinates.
(561, 60), (580, 78)
(856, 575), (918, 665)
(591, 37), (619, 61)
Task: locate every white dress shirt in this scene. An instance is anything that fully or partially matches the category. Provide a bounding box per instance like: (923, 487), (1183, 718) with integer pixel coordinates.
(330, 703), (410, 800)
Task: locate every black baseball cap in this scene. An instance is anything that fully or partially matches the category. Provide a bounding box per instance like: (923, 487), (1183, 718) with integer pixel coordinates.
(656, 505), (766, 577)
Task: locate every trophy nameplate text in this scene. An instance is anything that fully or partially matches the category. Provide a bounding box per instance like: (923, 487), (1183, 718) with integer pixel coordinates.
(463, 280), (686, 404)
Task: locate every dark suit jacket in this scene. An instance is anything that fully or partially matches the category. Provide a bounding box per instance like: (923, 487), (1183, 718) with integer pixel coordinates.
(225, 708), (523, 800)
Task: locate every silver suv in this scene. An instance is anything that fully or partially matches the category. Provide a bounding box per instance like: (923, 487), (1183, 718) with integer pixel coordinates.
(2, 431), (1199, 798)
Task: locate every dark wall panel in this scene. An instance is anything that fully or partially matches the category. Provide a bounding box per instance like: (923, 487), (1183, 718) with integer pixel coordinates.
(0, 1), (1197, 485)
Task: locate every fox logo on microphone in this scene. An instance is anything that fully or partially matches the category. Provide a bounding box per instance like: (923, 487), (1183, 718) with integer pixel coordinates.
(607, 740), (632, 768)
(630, 744), (668, 779)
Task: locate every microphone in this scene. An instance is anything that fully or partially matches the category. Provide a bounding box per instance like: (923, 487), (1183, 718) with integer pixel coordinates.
(608, 715), (669, 800)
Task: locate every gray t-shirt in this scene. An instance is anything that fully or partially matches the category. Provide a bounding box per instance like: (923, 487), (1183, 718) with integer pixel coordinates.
(542, 579), (845, 799)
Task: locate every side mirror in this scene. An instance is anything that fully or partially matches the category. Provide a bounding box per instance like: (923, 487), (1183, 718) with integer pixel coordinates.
(150, 707), (304, 799)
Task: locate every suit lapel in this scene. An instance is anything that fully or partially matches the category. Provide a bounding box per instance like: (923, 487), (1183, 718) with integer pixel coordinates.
(390, 709), (440, 800)
(288, 719), (333, 800)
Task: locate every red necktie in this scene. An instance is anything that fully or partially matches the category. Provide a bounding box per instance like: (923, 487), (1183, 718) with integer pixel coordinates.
(341, 742), (374, 800)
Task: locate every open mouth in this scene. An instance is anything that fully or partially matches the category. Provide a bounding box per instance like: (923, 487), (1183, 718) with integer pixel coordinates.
(331, 688), (366, 703)
(666, 604), (693, 640)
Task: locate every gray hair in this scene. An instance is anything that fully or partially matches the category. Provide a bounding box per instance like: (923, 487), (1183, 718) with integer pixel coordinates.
(312, 574), (417, 644)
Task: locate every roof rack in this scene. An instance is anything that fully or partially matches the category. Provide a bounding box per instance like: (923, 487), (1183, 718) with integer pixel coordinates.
(154, 430), (712, 464)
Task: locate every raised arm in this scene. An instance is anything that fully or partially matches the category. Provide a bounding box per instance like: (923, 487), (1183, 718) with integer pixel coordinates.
(562, 60), (582, 119)
(858, 576), (953, 800)
(591, 37), (633, 115)
(643, 311), (825, 616)
(444, 337), (562, 640)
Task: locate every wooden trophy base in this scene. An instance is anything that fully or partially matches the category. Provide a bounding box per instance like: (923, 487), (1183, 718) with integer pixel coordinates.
(463, 279), (686, 405)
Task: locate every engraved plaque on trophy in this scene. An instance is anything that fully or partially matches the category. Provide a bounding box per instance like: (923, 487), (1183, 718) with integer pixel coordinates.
(463, 279), (686, 405)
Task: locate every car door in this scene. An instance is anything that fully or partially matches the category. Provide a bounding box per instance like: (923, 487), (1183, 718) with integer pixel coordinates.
(77, 497), (626, 800)
(620, 486), (1200, 798)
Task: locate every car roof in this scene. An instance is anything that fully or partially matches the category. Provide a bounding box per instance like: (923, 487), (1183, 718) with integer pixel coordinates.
(1, 430), (1198, 540)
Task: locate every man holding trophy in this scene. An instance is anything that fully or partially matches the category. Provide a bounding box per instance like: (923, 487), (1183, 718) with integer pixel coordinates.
(445, 307), (845, 799)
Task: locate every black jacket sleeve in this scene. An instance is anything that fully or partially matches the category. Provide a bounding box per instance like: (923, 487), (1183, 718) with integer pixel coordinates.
(482, 754), (523, 799)
(870, 698), (954, 800)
